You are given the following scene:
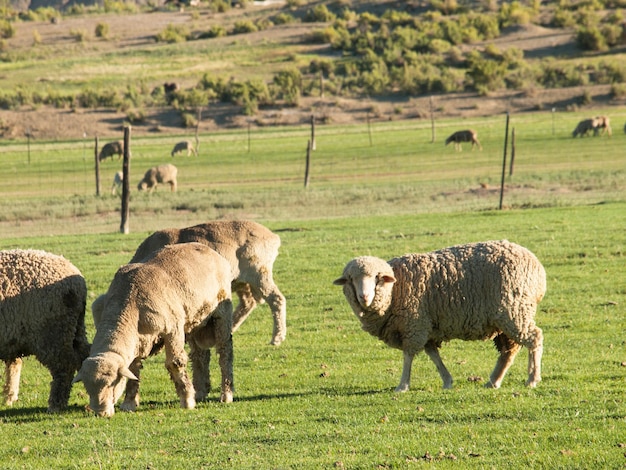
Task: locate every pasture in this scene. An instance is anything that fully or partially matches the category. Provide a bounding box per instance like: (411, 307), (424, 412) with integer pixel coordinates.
(0, 112), (625, 468)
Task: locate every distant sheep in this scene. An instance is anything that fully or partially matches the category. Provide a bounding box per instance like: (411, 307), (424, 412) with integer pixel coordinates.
(74, 243), (234, 417)
(171, 140), (197, 157)
(572, 119), (596, 137)
(0, 249), (90, 412)
(593, 115), (611, 137)
(137, 164), (177, 192)
(111, 171), (123, 195)
(163, 82), (180, 94)
(334, 240), (546, 392)
(99, 141), (124, 161)
(445, 129), (482, 151)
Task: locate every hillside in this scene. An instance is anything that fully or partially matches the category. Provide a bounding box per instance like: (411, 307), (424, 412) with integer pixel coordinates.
(1, 1), (626, 140)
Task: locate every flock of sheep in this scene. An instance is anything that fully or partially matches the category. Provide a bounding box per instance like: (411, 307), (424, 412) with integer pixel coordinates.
(102, 140), (197, 194)
(0, 219), (547, 417)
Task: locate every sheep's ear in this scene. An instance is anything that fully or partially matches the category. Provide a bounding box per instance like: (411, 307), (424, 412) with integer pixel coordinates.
(381, 274), (396, 284)
(72, 372), (83, 384)
(119, 367), (139, 382)
(333, 277), (347, 286)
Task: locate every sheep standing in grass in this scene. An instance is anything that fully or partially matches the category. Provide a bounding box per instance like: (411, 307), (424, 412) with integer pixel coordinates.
(0, 249), (90, 412)
(91, 220), (286, 411)
(593, 115), (611, 137)
(137, 164), (177, 192)
(171, 140), (197, 157)
(572, 118), (596, 137)
(334, 240), (546, 392)
(445, 129), (482, 151)
(74, 243), (234, 417)
(99, 141), (124, 161)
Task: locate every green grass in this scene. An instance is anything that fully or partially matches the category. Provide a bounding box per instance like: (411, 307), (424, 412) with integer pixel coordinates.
(0, 117), (625, 468)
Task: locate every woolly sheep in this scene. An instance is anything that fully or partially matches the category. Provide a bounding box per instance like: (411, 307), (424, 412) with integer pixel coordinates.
(0, 249), (90, 412)
(74, 243), (234, 417)
(593, 115), (611, 137)
(171, 140), (197, 157)
(333, 240), (546, 392)
(99, 140), (124, 161)
(128, 220), (287, 345)
(111, 171), (123, 195)
(572, 118), (596, 137)
(137, 164), (177, 192)
(445, 129), (482, 151)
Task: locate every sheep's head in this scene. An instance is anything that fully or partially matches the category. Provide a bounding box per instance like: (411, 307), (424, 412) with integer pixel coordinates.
(73, 352), (138, 417)
(334, 256), (396, 317)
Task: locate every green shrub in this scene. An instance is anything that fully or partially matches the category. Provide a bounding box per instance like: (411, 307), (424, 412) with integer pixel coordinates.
(69, 28), (89, 42)
(552, 8), (576, 27)
(0, 20), (16, 39)
(576, 26), (608, 51)
(209, 0), (230, 13)
(156, 24), (190, 43)
(201, 25), (227, 38)
(610, 83), (626, 99)
(180, 111), (197, 128)
(273, 69), (302, 105)
(233, 20), (257, 34)
(273, 12), (295, 25)
(304, 4), (336, 23)
(95, 22), (109, 39)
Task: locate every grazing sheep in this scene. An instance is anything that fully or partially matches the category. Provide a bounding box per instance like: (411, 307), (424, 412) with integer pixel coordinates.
(445, 129), (482, 151)
(572, 118), (596, 137)
(111, 171), (123, 195)
(171, 140), (197, 157)
(128, 220), (287, 345)
(334, 240), (546, 392)
(137, 164), (177, 192)
(593, 115), (611, 137)
(99, 140), (124, 161)
(0, 249), (90, 412)
(163, 82), (180, 94)
(74, 243), (234, 417)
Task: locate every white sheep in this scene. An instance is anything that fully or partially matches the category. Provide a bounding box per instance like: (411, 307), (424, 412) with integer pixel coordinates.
(99, 140), (124, 161)
(171, 140), (197, 157)
(333, 240), (546, 392)
(0, 249), (90, 412)
(445, 129), (482, 151)
(74, 243), (234, 417)
(111, 171), (123, 195)
(137, 164), (178, 192)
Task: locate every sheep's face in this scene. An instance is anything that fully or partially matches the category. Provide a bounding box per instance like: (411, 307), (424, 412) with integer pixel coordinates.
(73, 353), (137, 417)
(334, 256), (396, 316)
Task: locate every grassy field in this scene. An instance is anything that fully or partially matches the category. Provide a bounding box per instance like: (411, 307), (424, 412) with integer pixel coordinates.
(0, 116), (625, 468)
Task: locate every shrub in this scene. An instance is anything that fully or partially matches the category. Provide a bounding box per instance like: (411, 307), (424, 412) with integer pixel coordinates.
(233, 20), (257, 34)
(70, 28), (89, 42)
(610, 83), (626, 99)
(201, 25), (227, 38)
(576, 26), (608, 51)
(180, 111), (197, 128)
(273, 69), (302, 106)
(0, 20), (16, 39)
(156, 24), (190, 43)
(33, 30), (42, 45)
(95, 22), (109, 39)
(273, 13), (295, 25)
(304, 4), (336, 23)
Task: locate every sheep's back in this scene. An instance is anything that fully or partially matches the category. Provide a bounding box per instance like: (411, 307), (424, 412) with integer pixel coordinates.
(388, 240), (545, 342)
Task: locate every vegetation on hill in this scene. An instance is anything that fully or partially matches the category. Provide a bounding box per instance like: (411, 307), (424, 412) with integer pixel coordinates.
(1, 0), (626, 129)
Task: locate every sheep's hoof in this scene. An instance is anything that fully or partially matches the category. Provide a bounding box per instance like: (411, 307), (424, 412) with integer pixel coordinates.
(483, 381), (500, 389)
(394, 384), (409, 393)
(220, 391), (233, 403)
(181, 397), (196, 409)
(119, 401), (137, 412)
(525, 379), (540, 388)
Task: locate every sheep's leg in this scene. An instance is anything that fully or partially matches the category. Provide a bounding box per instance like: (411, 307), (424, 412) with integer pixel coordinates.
(232, 282), (257, 333)
(213, 300), (234, 403)
(120, 358), (142, 412)
(486, 333), (522, 389)
(164, 332), (196, 409)
(188, 333), (211, 402)
(424, 341), (453, 389)
(253, 278), (288, 346)
(3, 358), (22, 406)
(524, 326), (543, 388)
(396, 350), (416, 392)
(46, 365), (74, 412)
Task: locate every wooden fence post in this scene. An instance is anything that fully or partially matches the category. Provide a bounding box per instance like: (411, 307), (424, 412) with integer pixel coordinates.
(310, 114), (316, 151)
(509, 127), (516, 176)
(94, 136), (100, 197)
(120, 126), (131, 234)
(304, 140), (311, 189)
(499, 112), (510, 210)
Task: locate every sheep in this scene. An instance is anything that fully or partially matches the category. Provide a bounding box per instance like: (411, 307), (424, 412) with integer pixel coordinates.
(171, 140), (197, 157)
(137, 164), (177, 192)
(74, 243), (234, 417)
(593, 115), (611, 137)
(0, 249), (90, 412)
(445, 129), (482, 151)
(129, 220), (287, 345)
(333, 240), (546, 392)
(111, 171), (123, 195)
(99, 140), (124, 161)
(572, 118), (596, 137)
